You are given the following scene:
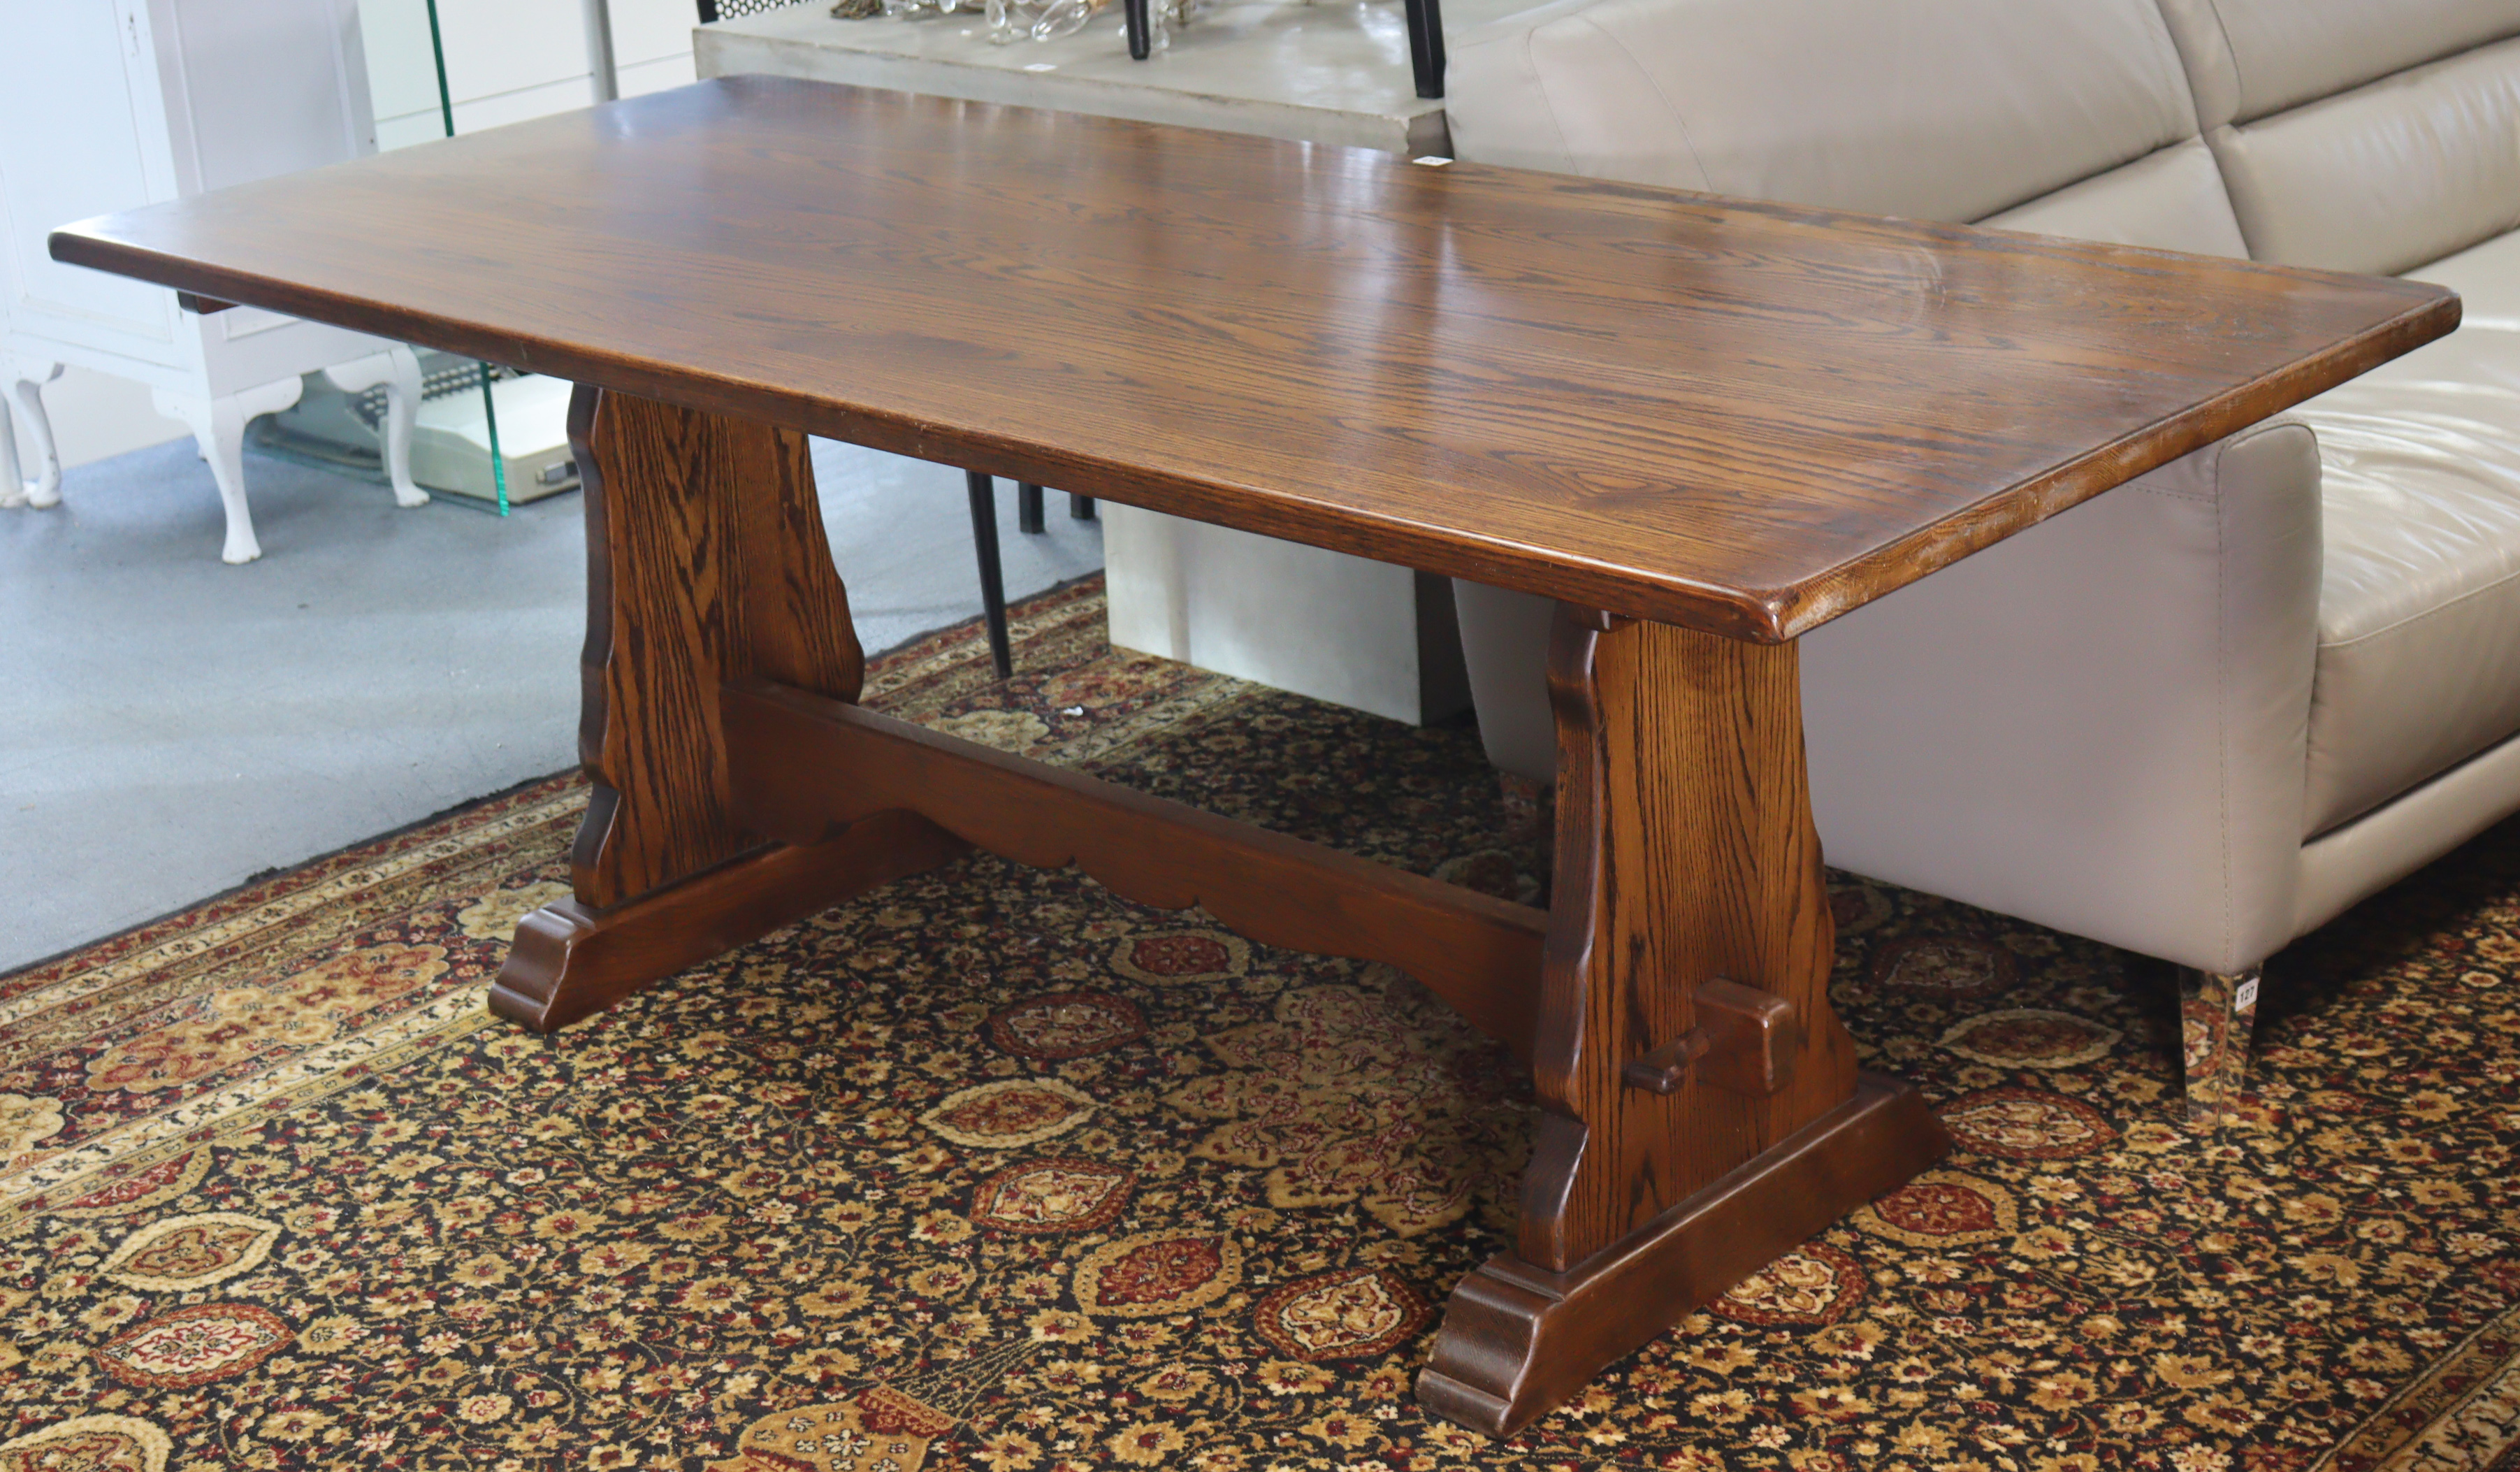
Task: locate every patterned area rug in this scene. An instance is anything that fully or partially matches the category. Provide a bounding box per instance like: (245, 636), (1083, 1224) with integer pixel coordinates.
(4, 576), (2518, 1471)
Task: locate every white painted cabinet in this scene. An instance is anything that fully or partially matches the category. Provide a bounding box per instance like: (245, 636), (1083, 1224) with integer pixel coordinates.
(1, 0), (426, 562)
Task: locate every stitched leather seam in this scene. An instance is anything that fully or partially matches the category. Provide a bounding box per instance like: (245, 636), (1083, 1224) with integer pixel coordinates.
(1516, 23), (1584, 175)
(2199, 0), (2244, 125)
(2135, 15), (2210, 151)
(1579, 13), (1711, 187)
(2317, 559), (2520, 650)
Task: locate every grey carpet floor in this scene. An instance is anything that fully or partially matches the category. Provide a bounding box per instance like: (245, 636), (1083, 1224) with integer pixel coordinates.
(0, 435), (1101, 974)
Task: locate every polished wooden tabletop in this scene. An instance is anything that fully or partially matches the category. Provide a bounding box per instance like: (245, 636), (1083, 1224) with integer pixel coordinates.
(53, 76), (2455, 640)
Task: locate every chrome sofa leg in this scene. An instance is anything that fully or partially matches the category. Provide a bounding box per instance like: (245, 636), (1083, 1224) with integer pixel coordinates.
(2180, 967), (2260, 1130)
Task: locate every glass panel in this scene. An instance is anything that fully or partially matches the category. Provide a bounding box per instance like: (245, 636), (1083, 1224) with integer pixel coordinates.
(273, 0), (630, 513)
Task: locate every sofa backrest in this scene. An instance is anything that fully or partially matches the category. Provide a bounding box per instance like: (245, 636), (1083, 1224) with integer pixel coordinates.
(2156, 0), (2520, 275)
(1443, 0), (2250, 256)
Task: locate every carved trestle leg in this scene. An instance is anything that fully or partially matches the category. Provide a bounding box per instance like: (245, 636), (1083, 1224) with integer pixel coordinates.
(2180, 967), (2259, 1130)
(1418, 608), (1949, 1438)
(488, 386), (969, 1030)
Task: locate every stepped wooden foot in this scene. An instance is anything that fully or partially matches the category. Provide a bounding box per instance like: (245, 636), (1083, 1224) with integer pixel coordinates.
(491, 811), (969, 1030)
(502, 384), (876, 1023)
(1415, 607), (1946, 1436)
(1419, 1072), (1943, 1436)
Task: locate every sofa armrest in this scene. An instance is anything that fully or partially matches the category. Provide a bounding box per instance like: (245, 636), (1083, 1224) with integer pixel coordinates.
(1454, 420), (2324, 973)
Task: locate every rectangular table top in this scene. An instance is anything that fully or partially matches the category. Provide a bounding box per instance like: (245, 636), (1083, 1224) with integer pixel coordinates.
(52, 76), (2456, 640)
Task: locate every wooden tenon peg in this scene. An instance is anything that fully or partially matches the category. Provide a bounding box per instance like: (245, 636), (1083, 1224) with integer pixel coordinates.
(1622, 978), (1800, 1097)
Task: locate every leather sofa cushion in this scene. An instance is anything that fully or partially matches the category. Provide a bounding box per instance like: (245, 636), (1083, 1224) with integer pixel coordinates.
(1442, 0), (2199, 224)
(2210, 36), (2520, 276)
(2409, 229), (2520, 329)
(2157, 0), (2520, 128)
(2291, 318), (2520, 835)
(1978, 138), (2247, 257)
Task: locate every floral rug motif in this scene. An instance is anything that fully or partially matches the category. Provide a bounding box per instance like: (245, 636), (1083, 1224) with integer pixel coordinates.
(3, 575), (2519, 1470)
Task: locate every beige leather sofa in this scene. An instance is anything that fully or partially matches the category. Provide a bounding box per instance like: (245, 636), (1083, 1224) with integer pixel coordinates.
(1440, 0), (2520, 1123)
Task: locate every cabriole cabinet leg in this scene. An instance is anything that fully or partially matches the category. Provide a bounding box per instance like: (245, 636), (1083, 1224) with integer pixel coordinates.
(154, 375), (303, 565)
(321, 346), (430, 508)
(7, 361), (64, 510)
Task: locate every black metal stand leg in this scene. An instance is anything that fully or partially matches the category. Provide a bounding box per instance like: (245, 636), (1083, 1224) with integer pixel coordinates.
(1070, 493), (1096, 521)
(1018, 482), (1046, 534)
(965, 471), (1014, 679)
(1403, 0), (1445, 99)
(1124, 0), (1151, 59)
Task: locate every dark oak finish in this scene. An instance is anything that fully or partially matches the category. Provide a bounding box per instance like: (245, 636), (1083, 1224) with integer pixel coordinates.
(1417, 1071), (1947, 1437)
(50, 79), (2454, 1435)
(719, 676), (1549, 1052)
(50, 77), (2454, 641)
(491, 810), (971, 1031)
(1519, 610), (1865, 1273)
(495, 387), (879, 1029)
(1412, 610), (1951, 1433)
(569, 385), (862, 909)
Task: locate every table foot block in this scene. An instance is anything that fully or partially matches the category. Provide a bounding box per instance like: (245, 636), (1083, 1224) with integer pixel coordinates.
(1416, 1071), (1947, 1437)
(489, 808), (969, 1031)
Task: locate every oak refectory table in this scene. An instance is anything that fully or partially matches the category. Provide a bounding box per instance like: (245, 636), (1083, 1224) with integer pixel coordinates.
(51, 77), (2457, 1437)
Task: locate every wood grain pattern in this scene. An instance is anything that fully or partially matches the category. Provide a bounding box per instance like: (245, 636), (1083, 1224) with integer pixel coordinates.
(491, 810), (971, 1031)
(49, 77), (2456, 640)
(571, 386), (863, 908)
(1418, 1072), (1948, 1437)
(1521, 609), (1855, 1272)
(720, 677), (1549, 1051)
